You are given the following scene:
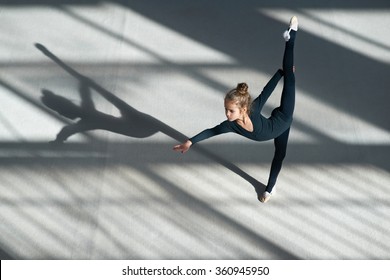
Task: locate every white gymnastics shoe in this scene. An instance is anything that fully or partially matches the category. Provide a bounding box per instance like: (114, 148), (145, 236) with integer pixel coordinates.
(260, 191), (272, 203)
(259, 188), (276, 203)
(283, 16), (298, 41)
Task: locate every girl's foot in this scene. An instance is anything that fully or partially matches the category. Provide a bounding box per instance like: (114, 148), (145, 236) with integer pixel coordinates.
(259, 188), (276, 203)
(283, 16), (298, 41)
(260, 191), (272, 203)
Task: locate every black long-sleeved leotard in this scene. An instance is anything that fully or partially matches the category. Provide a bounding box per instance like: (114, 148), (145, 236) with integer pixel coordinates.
(189, 69), (291, 145)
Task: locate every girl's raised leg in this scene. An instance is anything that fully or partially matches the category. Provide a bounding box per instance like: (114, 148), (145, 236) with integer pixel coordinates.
(280, 16), (298, 118)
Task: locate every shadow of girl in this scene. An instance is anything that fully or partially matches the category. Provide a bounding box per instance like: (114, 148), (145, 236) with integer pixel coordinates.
(36, 43), (265, 196)
(41, 82), (162, 143)
(36, 43), (185, 143)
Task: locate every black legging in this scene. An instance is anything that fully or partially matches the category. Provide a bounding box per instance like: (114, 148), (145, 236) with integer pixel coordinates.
(266, 30), (296, 192)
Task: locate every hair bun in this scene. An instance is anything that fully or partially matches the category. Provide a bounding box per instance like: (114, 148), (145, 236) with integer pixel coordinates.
(236, 82), (248, 95)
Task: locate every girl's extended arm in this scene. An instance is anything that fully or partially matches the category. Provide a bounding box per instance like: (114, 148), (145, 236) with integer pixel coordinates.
(173, 121), (232, 153)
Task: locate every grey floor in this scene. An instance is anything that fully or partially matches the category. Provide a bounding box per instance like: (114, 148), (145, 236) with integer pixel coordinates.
(1, 0), (389, 259)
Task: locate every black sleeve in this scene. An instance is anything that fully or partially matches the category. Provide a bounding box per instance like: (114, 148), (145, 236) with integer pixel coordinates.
(252, 69), (284, 112)
(189, 121), (232, 144)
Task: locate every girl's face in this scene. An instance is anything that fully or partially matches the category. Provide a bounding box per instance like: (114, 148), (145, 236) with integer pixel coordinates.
(224, 100), (246, 121)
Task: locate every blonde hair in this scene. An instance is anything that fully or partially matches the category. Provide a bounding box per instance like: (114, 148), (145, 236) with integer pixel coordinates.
(225, 82), (252, 112)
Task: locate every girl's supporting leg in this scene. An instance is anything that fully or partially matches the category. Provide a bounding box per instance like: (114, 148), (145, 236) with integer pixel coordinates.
(266, 127), (290, 193)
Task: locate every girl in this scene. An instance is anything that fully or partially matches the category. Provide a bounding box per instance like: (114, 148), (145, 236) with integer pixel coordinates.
(173, 16), (298, 203)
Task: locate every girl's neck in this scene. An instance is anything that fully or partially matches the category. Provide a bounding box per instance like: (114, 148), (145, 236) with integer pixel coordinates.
(240, 113), (250, 124)
(237, 114), (253, 132)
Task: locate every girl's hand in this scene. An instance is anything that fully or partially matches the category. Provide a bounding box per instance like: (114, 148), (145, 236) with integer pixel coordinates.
(173, 140), (192, 153)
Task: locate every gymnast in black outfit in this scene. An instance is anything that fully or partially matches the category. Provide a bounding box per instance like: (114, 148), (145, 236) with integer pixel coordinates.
(174, 16), (298, 203)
